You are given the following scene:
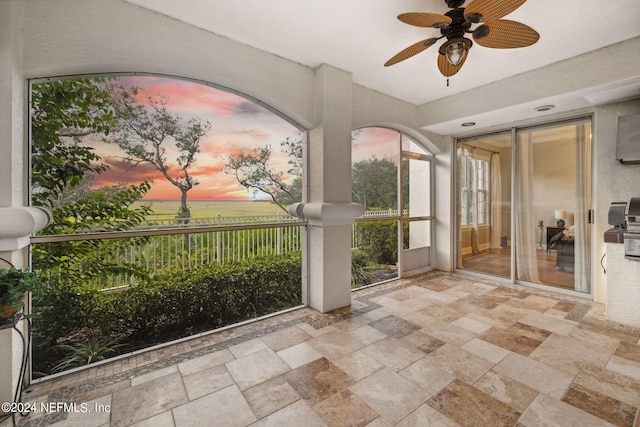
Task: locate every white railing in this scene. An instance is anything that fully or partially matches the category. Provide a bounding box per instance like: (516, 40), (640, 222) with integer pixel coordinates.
(32, 220), (304, 291)
(134, 211), (402, 257)
(132, 212), (400, 275)
(110, 225), (302, 282)
(357, 209), (403, 218)
(32, 210), (403, 290)
(137, 209), (403, 230)
(138, 212), (298, 229)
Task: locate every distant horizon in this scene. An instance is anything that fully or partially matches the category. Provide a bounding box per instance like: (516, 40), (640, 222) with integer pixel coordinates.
(132, 199), (285, 218)
(138, 199), (273, 202)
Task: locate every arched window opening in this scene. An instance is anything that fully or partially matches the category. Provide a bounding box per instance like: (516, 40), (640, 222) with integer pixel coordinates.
(28, 73), (306, 378)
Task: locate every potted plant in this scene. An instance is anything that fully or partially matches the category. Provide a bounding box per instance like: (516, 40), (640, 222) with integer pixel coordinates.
(0, 267), (40, 320)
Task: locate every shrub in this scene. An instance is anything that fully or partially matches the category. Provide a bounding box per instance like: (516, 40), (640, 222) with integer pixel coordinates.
(355, 220), (397, 265)
(351, 249), (372, 288)
(53, 337), (126, 372)
(32, 252), (302, 374)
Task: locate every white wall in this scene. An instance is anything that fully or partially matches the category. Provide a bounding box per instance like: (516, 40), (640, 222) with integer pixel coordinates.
(0, 2), (28, 405)
(19, 0), (427, 142)
(352, 84), (443, 153)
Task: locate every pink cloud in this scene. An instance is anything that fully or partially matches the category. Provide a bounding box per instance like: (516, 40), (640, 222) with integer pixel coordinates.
(84, 74), (299, 201)
(114, 76), (270, 118)
(352, 127), (399, 164)
(91, 159), (161, 187)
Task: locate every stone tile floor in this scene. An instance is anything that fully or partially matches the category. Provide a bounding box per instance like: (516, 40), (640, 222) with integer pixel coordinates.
(4, 271), (640, 426)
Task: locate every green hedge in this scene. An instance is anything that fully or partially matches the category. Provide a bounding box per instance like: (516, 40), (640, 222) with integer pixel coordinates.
(33, 252), (302, 372)
(355, 220), (398, 265)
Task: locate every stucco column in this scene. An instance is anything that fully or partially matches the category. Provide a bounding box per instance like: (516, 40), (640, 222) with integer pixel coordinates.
(304, 65), (363, 312)
(0, 1), (31, 411)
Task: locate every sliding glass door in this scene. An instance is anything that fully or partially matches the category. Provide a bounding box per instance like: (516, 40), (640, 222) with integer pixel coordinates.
(456, 118), (592, 294)
(515, 119), (592, 292)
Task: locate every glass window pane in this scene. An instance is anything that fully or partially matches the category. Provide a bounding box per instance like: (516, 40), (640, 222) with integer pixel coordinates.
(402, 157), (431, 218)
(405, 219), (431, 249)
(402, 134), (432, 155)
(456, 133), (512, 279)
(352, 219), (399, 288)
(515, 120), (591, 293)
(352, 127), (399, 214)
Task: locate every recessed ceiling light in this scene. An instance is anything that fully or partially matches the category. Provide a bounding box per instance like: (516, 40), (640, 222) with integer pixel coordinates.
(534, 105), (555, 112)
(461, 122), (476, 127)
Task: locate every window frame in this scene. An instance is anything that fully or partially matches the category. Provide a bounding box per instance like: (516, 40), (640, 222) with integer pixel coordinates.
(459, 155), (490, 227)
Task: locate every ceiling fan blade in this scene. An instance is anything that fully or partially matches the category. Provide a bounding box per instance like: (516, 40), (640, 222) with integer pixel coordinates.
(437, 53), (467, 77)
(473, 20), (539, 48)
(398, 13), (452, 28)
(385, 38), (440, 67)
(465, 0), (527, 22)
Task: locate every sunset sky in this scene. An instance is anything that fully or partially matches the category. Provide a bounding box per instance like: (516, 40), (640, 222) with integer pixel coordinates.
(82, 75), (403, 201)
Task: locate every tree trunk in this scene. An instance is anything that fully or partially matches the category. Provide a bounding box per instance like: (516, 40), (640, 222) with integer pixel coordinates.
(178, 189), (193, 251)
(179, 190), (191, 225)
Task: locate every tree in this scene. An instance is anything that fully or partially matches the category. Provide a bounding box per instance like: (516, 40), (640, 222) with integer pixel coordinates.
(105, 85), (211, 222)
(352, 157), (398, 210)
(30, 78), (152, 282)
(226, 136), (402, 213)
(31, 78), (112, 209)
(31, 78), (152, 235)
(225, 134), (303, 212)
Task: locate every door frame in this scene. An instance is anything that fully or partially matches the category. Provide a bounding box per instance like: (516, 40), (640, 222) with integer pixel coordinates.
(399, 150), (435, 277)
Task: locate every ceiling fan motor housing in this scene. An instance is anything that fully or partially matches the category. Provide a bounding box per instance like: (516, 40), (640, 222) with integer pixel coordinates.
(445, 0), (465, 9)
(442, 8), (472, 39)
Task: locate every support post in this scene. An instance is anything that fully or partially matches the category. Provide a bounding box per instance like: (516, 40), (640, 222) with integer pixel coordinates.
(304, 65), (363, 312)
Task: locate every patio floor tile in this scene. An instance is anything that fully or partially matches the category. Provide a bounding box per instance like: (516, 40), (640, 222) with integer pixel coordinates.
(110, 372), (188, 427)
(225, 348), (290, 391)
(171, 385), (256, 427)
(349, 367), (429, 425)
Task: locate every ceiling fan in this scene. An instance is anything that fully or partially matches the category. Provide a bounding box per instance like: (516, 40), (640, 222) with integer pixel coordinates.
(385, 0), (539, 80)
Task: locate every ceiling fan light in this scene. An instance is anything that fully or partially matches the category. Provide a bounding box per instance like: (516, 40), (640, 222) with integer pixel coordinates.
(446, 42), (467, 66)
(439, 37), (472, 67)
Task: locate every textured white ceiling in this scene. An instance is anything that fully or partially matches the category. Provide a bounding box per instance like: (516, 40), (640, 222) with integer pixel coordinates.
(125, 0), (640, 107)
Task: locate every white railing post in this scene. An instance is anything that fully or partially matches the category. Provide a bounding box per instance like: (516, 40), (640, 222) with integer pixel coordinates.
(216, 214), (222, 263)
(276, 212), (282, 254)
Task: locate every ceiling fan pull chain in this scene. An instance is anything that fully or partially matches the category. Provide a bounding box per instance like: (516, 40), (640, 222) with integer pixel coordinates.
(447, 77), (450, 86)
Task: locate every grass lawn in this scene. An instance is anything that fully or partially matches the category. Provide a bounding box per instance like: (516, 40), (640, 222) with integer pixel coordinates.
(134, 200), (286, 219)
